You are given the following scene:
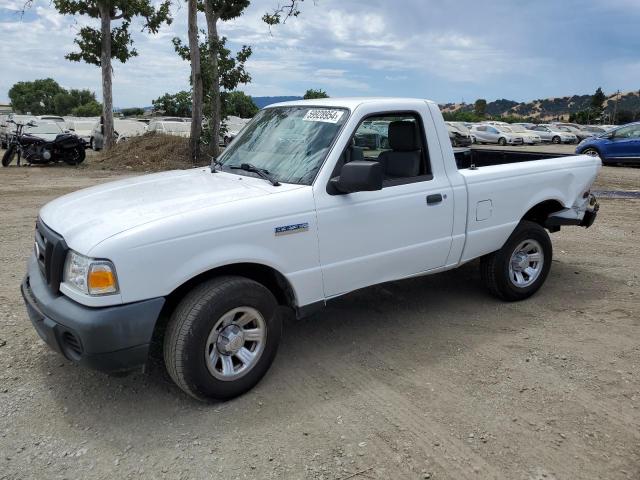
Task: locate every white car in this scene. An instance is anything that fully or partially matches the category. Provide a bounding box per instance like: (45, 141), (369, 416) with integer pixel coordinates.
(1, 114), (38, 147)
(529, 125), (577, 144)
(22, 97), (600, 401)
(23, 121), (65, 141)
(91, 119), (147, 149)
(471, 124), (524, 145)
(66, 120), (96, 143)
(147, 120), (191, 138)
(501, 124), (542, 144)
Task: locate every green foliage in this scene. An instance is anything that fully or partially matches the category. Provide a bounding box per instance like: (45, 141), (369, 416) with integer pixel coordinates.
(53, 0), (173, 66)
(71, 100), (103, 116)
(442, 111), (483, 122)
(303, 89), (329, 100)
(591, 87), (606, 111)
(207, 0), (250, 21)
(152, 91), (192, 117)
(172, 35), (252, 119)
(8, 78), (98, 115)
(224, 91), (258, 118)
(262, 0), (304, 27)
(474, 98), (487, 116)
(8, 78), (65, 115)
(120, 107), (145, 117)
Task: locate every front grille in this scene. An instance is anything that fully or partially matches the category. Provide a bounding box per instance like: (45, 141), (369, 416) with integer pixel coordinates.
(61, 331), (83, 357)
(34, 219), (68, 294)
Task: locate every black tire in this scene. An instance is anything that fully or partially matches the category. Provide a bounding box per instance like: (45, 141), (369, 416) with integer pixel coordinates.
(2, 146), (15, 167)
(164, 276), (282, 401)
(480, 220), (552, 301)
(63, 146), (86, 166)
(552, 136), (561, 144)
(498, 137), (507, 146)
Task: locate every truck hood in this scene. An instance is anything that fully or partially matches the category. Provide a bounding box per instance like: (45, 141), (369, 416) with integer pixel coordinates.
(39, 168), (297, 253)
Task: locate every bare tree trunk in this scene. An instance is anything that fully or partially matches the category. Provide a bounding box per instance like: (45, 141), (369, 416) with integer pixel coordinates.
(204, 2), (220, 159)
(188, 0), (203, 162)
(99, 4), (114, 150)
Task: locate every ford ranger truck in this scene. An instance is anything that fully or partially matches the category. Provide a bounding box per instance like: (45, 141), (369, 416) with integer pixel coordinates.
(21, 98), (600, 401)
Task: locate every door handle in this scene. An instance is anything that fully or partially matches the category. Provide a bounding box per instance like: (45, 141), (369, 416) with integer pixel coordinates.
(426, 193), (443, 205)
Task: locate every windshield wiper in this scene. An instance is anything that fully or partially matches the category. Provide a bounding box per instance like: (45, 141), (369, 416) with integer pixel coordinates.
(229, 163), (281, 186)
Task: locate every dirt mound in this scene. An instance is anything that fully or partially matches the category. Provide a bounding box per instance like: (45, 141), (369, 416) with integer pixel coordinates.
(91, 133), (209, 172)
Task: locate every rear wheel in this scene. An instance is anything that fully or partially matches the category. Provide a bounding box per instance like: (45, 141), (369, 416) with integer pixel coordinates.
(552, 136), (561, 144)
(480, 220), (552, 301)
(164, 276), (282, 401)
(498, 137), (507, 146)
(2, 146), (16, 167)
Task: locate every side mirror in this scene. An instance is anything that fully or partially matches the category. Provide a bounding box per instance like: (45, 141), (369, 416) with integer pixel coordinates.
(330, 160), (383, 194)
(26, 121), (37, 127)
(68, 128), (75, 132)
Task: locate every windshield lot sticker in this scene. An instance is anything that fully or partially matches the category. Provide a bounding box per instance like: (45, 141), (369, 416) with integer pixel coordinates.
(275, 223), (309, 236)
(303, 109), (344, 124)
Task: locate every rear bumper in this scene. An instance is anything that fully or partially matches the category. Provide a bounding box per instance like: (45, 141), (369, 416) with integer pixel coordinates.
(545, 195), (599, 229)
(21, 255), (165, 373)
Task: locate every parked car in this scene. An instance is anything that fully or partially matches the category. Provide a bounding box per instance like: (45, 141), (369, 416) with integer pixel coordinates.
(91, 119), (147, 150)
(576, 121), (640, 164)
(66, 120), (96, 144)
(38, 115), (65, 124)
(551, 124), (593, 142)
(501, 124), (541, 144)
(580, 125), (606, 136)
(220, 116), (251, 146)
(445, 122), (473, 147)
(1, 114), (37, 148)
(529, 125), (577, 144)
(21, 97), (600, 401)
(471, 124), (524, 145)
(354, 126), (389, 149)
(147, 120), (191, 138)
(513, 122), (537, 130)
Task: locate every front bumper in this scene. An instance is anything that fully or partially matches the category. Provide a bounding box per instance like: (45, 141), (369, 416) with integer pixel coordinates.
(21, 255), (165, 373)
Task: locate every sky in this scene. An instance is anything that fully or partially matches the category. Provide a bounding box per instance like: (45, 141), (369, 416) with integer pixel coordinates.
(1, 0), (639, 108)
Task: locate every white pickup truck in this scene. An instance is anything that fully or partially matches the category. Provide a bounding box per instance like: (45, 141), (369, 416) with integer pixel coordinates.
(22, 98), (600, 401)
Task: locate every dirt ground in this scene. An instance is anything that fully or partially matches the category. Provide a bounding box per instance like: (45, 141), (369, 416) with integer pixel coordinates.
(0, 162), (638, 480)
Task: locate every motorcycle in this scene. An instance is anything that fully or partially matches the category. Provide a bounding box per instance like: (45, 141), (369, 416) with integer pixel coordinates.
(2, 120), (86, 167)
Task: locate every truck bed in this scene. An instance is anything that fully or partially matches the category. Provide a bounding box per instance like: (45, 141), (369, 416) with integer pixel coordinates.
(453, 148), (571, 170)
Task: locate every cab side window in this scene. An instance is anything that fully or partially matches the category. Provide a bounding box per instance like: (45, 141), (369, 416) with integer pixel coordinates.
(345, 113), (432, 186)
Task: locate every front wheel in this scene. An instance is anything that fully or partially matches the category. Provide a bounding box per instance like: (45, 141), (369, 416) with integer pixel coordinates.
(63, 146), (86, 165)
(164, 276), (282, 401)
(2, 146), (16, 167)
(498, 137), (507, 146)
(582, 147), (600, 157)
(480, 220), (552, 301)
(552, 136), (561, 144)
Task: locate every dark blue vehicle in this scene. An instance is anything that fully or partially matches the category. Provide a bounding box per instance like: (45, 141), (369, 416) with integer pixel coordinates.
(576, 122), (640, 164)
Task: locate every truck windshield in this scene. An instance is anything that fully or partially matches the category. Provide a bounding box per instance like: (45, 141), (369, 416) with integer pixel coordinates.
(217, 106), (348, 185)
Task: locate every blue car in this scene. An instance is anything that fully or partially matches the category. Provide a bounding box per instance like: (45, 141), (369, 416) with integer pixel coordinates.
(576, 122), (640, 164)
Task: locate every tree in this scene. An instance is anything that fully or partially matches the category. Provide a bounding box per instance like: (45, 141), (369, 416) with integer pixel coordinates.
(52, 0), (172, 150)
(224, 91), (258, 118)
(187, 0), (203, 161)
(303, 89), (329, 100)
(54, 88), (98, 115)
(120, 107), (144, 117)
(474, 98), (487, 117)
(591, 87), (606, 111)
(152, 91), (192, 117)
(72, 101), (103, 116)
(8, 78), (65, 115)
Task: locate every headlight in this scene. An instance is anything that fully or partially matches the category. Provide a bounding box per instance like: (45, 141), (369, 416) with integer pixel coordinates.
(63, 250), (119, 296)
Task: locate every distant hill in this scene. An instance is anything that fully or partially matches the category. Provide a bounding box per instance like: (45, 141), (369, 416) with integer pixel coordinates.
(440, 90), (640, 121)
(251, 96), (303, 108)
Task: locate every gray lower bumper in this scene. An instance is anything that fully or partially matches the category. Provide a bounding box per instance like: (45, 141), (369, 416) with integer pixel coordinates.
(21, 255), (165, 372)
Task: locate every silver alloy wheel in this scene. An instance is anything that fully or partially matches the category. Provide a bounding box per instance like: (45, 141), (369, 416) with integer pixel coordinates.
(204, 306), (267, 381)
(508, 239), (544, 288)
(584, 148), (600, 157)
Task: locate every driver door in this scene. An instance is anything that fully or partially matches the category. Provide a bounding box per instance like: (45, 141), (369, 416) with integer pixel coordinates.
(313, 111), (454, 298)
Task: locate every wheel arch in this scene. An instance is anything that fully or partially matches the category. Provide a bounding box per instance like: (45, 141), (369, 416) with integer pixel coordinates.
(154, 262), (297, 340)
(521, 199), (565, 227)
